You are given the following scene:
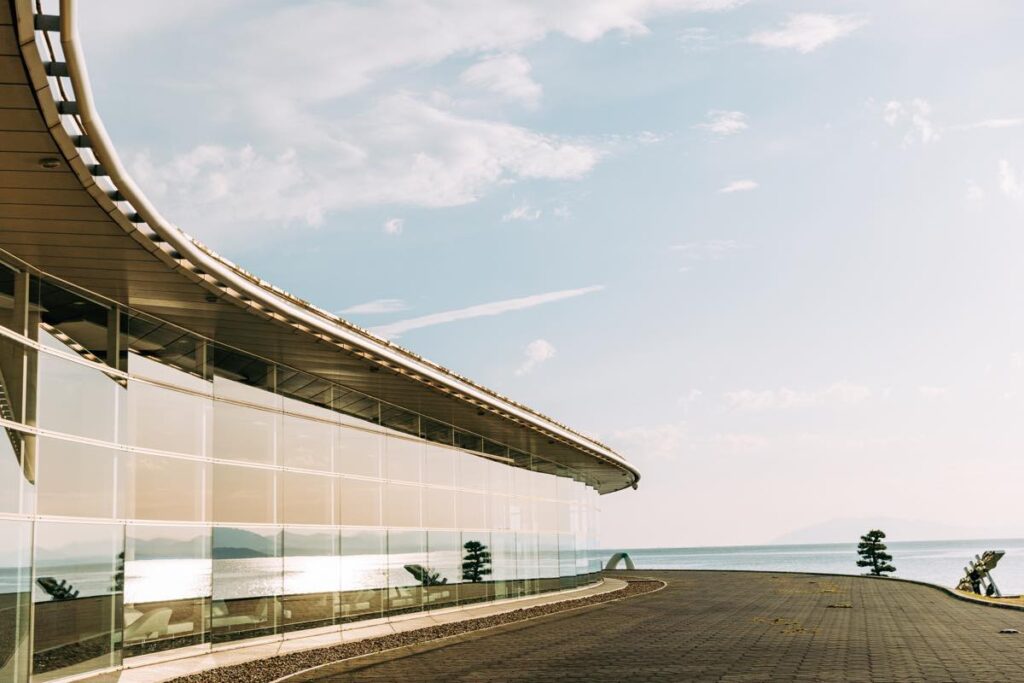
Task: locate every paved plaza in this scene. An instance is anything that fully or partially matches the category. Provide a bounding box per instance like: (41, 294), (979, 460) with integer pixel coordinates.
(286, 570), (1024, 682)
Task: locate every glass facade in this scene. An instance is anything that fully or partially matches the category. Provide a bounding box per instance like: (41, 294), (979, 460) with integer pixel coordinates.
(0, 266), (604, 682)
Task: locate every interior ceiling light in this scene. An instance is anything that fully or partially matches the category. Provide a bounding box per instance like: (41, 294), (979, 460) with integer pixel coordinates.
(38, 157), (61, 168)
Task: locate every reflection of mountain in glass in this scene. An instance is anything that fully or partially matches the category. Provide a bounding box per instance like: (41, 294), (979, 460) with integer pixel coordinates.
(462, 541), (491, 582)
(212, 528), (276, 560)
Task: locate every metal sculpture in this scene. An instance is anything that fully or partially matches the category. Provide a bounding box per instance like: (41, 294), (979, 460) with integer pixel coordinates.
(605, 552), (636, 570)
(956, 550), (1005, 597)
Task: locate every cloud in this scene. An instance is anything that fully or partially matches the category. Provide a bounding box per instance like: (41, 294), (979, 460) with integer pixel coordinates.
(502, 204), (542, 222)
(516, 339), (556, 375)
(725, 382), (871, 411)
(965, 181), (985, 202)
(460, 54), (542, 107)
(605, 422), (767, 461)
(670, 239), (747, 260)
(130, 95), (602, 239)
(383, 218), (404, 235)
(950, 118), (1024, 131)
(97, 0), (751, 243)
(918, 386), (950, 400)
(678, 27), (718, 51)
(883, 99), (937, 146)
(718, 179), (759, 193)
(999, 160), (1023, 199)
(694, 110), (748, 136)
(370, 284), (605, 338)
(339, 299), (408, 315)
(748, 14), (866, 53)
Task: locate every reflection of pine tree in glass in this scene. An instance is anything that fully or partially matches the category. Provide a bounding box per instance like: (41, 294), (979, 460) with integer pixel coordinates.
(462, 541), (492, 582)
(856, 529), (896, 576)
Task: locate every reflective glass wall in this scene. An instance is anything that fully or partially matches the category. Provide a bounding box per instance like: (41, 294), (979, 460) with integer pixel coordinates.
(0, 264), (606, 682)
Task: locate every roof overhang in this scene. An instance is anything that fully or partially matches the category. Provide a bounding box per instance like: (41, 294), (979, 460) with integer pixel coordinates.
(0, 0), (639, 493)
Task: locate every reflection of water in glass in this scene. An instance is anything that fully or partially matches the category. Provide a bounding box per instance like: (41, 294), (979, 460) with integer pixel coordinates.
(119, 555), (391, 602)
(605, 538), (1024, 593)
(125, 559), (210, 603)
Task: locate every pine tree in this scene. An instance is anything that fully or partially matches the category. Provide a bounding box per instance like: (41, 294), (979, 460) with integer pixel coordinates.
(856, 529), (896, 576)
(462, 540), (492, 583)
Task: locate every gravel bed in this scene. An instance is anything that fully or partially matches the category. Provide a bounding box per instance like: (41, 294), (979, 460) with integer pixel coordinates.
(169, 579), (663, 683)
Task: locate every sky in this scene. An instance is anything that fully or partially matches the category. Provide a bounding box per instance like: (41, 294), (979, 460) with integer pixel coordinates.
(74, 1), (1024, 548)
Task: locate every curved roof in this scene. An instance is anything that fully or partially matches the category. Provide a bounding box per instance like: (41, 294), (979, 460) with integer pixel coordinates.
(0, 0), (639, 493)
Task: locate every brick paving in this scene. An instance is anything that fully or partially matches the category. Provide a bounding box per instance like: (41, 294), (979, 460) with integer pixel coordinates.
(286, 570), (1024, 682)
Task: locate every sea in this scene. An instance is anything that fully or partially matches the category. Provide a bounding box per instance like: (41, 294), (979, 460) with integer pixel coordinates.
(9, 539), (1024, 601)
(603, 538), (1024, 594)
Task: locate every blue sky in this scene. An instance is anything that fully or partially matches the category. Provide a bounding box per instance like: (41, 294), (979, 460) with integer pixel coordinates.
(79, 1), (1024, 547)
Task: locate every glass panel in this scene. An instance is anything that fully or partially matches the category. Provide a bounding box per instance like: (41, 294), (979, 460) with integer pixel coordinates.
(383, 483), (420, 528)
(489, 495), (509, 531)
(276, 370), (332, 410)
(280, 412), (332, 472)
(419, 418), (451, 446)
(0, 427), (26, 515)
(557, 501), (572, 533)
(458, 532), (492, 605)
(453, 430), (481, 453)
(487, 460), (512, 496)
(124, 526), (209, 658)
(558, 534), (577, 590)
(210, 349), (274, 401)
(336, 478), (381, 527)
(379, 405), (417, 436)
(126, 350), (209, 393)
(458, 452), (488, 491)
(424, 531), (459, 610)
(538, 534), (560, 593)
(513, 461), (534, 498)
(0, 321), (35, 444)
(385, 436), (422, 483)
(457, 491), (488, 530)
(212, 463), (275, 524)
(36, 437), (118, 519)
(279, 471), (333, 525)
(334, 426), (381, 478)
(516, 532), (539, 596)
(211, 527), (280, 644)
(338, 529), (385, 623)
(481, 439), (507, 459)
(121, 452), (210, 522)
(536, 500), (557, 532)
(422, 445), (454, 487)
(282, 529), (338, 633)
(125, 314), (203, 379)
(0, 519), (31, 683)
(331, 389), (379, 424)
(37, 335), (121, 442)
(534, 468), (557, 500)
(490, 532), (517, 600)
(212, 399), (278, 466)
(123, 371), (211, 457)
(37, 279), (112, 365)
(0, 262), (19, 334)
(32, 521), (123, 682)
(385, 530), (425, 615)
(423, 488), (455, 530)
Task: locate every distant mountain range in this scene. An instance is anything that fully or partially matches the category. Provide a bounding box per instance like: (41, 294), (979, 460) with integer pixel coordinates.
(771, 517), (988, 545)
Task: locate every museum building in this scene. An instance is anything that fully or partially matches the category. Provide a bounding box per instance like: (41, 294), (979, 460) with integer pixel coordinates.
(0, 2), (640, 681)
